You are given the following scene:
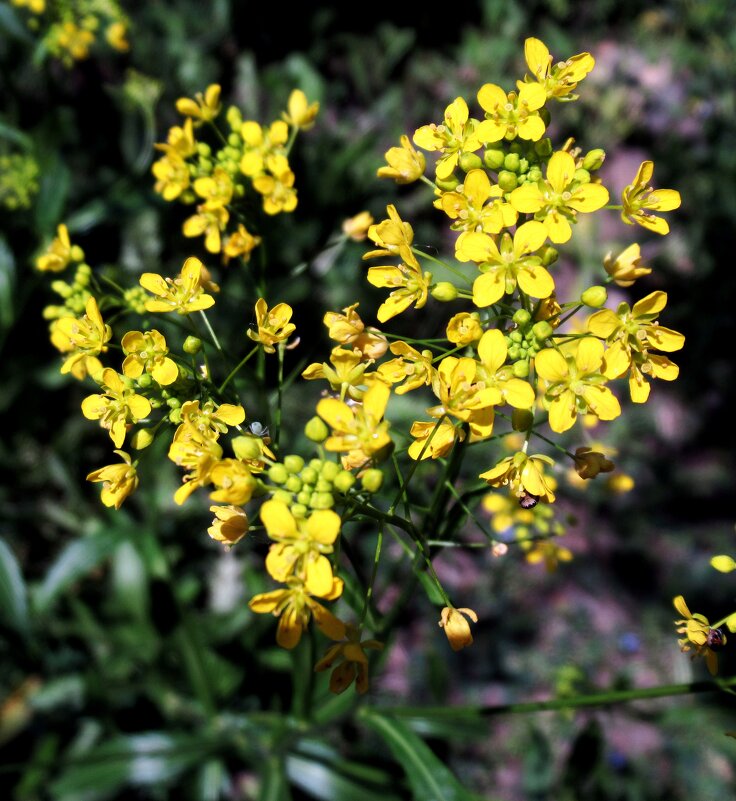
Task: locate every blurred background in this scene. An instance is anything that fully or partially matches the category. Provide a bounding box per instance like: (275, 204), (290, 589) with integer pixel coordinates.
(1, 0), (735, 798)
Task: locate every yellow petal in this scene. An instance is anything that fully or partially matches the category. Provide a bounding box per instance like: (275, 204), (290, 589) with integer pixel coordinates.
(305, 509), (341, 544)
(517, 264), (554, 298)
(472, 271), (505, 307)
(567, 183), (609, 212)
(524, 37), (550, 79)
(546, 151), (576, 194)
(260, 499), (297, 539)
(548, 392), (576, 433)
(534, 348), (568, 382)
(477, 329), (507, 372)
(305, 555), (334, 596)
(575, 338), (605, 374)
(583, 385), (621, 420)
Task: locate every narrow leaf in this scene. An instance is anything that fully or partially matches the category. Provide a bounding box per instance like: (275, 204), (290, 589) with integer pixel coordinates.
(0, 537), (29, 632)
(286, 755), (402, 801)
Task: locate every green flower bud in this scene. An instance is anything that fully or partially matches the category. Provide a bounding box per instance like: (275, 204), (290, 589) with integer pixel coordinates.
(227, 132), (241, 147)
(300, 467), (319, 485)
(518, 158), (529, 174)
(137, 374), (153, 389)
(70, 245), (85, 262)
(573, 168), (591, 184)
(581, 285), (608, 308)
(484, 148), (505, 170)
(360, 469), (384, 493)
(539, 245), (558, 266)
(512, 360), (530, 378)
(583, 148), (606, 171)
(534, 137), (553, 157)
(539, 108), (551, 126)
(283, 454), (304, 474)
(436, 175), (459, 191)
(527, 167), (542, 183)
(309, 458), (323, 471)
(149, 398), (162, 409)
(310, 492), (335, 510)
(509, 142), (523, 155)
(183, 336), (202, 355)
(272, 489), (292, 505)
(296, 490), (312, 506)
(285, 476), (302, 493)
(232, 436), (263, 461)
(532, 321), (554, 341)
(509, 330), (523, 343)
(168, 409), (182, 424)
(305, 416), (329, 442)
(512, 407), (534, 431)
(459, 153), (483, 172)
(513, 309), (531, 326)
(268, 464), (289, 484)
(508, 345), (520, 360)
(315, 478), (332, 493)
(321, 461), (340, 481)
(291, 503), (308, 519)
(166, 397), (181, 409)
(503, 153), (520, 172)
(196, 142), (212, 157)
(497, 170), (518, 192)
(431, 282), (459, 302)
(333, 471), (356, 493)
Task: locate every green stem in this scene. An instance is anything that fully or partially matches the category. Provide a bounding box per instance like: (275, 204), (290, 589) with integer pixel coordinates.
(360, 523), (384, 628)
(414, 248), (471, 286)
(273, 343), (285, 452)
(199, 310), (224, 355)
(218, 345), (259, 394)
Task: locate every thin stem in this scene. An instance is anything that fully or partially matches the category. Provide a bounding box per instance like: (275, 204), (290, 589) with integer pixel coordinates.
(414, 247), (471, 286)
(199, 310), (224, 355)
(273, 343), (285, 452)
(218, 345), (259, 394)
(360, 523), (384, 628)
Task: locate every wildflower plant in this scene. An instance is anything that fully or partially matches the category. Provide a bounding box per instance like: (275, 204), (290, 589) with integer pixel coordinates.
(31, 33), (717, 793)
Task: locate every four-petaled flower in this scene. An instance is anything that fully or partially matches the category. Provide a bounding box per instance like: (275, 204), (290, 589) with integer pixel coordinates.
(476, 82), (547, 143)
(121, 329), (178, 386)
(377, 134), (426, 184)
(81, 368), (152, 447)
(621, 161), (680, 235)
(520, 37), (595, 101)
(315, 624), (384, 695)
(413, 97), (482, 180)
(140, 257), (216, 314)
(86, 450), (138, 509)
(247, 298), (296, 353)
(50, 297), (111, 379)
(673, 595), (724, 676)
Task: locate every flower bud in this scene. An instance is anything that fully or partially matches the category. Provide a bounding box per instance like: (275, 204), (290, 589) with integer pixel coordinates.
(539, 245), (558, 266)
(504, 153), (521, 172)
(321, 461), (341, 481)
(272, 489), (292, 505)
(310, 492), (335, 510)
(573, 447), (614, 479)
(305, 416), (329, 442)
(301, 466), (318, 485)
(268, 464), (289, 484)
(581, 285), (608, 308)
(439, 606), (478, 651)
(435, 175), (459, 191)
(131, 429), (154, 450)
(334, 470), (356, 493)
(532, 321), (554, 341)
(137, 374), (153, 389)
(484, 148), (505, 170)
(497, 170), (518, 192)
(291, 503), (308, 519)
(431, 281), (458, 302)
(512, 360), (530, 379)
(573, 168), (591, 184)
(459, 152), (483, 172)
(231, 435), (263, 461)
(583, 148), (606, 171)
(360, 469), (383, 493)
(315, 478), (332, 493)
(296, 490), (312, 506)
(183, 336), (202, 355)
(283, 454), (304, 474)
(535, 137), (553, 157)
(285, 475), (302, 493)
(513, 309), (531, 326)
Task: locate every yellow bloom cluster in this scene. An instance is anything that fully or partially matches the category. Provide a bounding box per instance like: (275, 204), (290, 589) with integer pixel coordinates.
(152, 84), (318, 256)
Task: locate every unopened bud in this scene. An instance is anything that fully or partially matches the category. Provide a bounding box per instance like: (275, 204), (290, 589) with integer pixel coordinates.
(183, 336), (202, 355)
(305, 416), (329, 442)
(513, 309), (531, 326)
(504, 153), (521, 172)
(581, 285), (608, 308)
(232, 435), (263, 461)
(583, 148), (606, 171)
(436, 175), (459, 191)
(532, 321), (554, 341)
(511, 408), (534, 431)
(131, 429), (154, 450)
(360, 469), (384, 493)
(268, 464), (289, 484)
(431, 281), (458, 302)
(459, 153), (483, 172)
(283, 454), (304, 474)
(333, 470), (356, 492)
(497, 170), (518, 192)
(484, 148), (505, 170)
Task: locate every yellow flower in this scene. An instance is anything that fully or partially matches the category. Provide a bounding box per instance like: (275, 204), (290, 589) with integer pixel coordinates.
(36, 224), (82, 272)
(317, 382), (392, 460)
(603, 243), (651, 287)
(155, 118), (197, 160)
(673, 595), (724, 675)
(11, 0), (45, 13)
(209, 459), (257, 505)
(168, 422), (223, 505)
(55, 21), (95, 61)
(179, 399), (246, 439)
(587, 291), (684, 403)
(440, 169), (517, 235)
(105, 22), (129, 52)
(140, 257), (216, 314)
(247, 298), (296, 353)
(208, 505), (249, 545)
(413, 97), (482, 180)
(323, 304), (388, 360)
(302, 346), (373, 401)
(366, 252), (431, 323)
(121, 330), (178, 386)
(521, 37), (595, 101)
(182, 204), (229, 253)
(621, 161), (680, 235)
(377, 135), (426, 184)
(87, 450), (138, 509)
(378, 341), (436, 395)
(407, 419), (463, 461)
(240, 120), (290, 177)
(480, 451), (556, 504)
(152, 153), (190, 201)
(535, 339), (621, 432)
(475, 329), (536, 409)
(249, 577), (345, 649)
(427, 356), (497, 440)
(283, 89), (319, 130)
(315, 624), (384, 695)
(253, 169), (298, 215)
(261, 501), (340, 594)
(81, 368), (152, 448)
(457, 221), (552, 307)
(510, 151), (609, 243)
(364, 205), (415, 264)
(439, 606), (478, 651)
(176, 84), (222, 125)
(524, 539), (573, 572)
(222, 224), (261, 265)
(193, 167), (234, 209)
(476, 82), (547, 143)
(50, 297), (111, 379)
(342, 212), (374, 242)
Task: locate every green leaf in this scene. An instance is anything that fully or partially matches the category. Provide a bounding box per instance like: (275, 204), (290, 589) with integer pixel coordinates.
(0, 536), (29, 633)
(50, 732), (208, 801)
(417, 571), (445, 606)
(261, 756), (293, 801)
(34, 526), (122, 614)
(34, 152), (71, 235)
(360, 710), (483, 801)
(0, 235), (16, 336)
(286, 755), (402, 801)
